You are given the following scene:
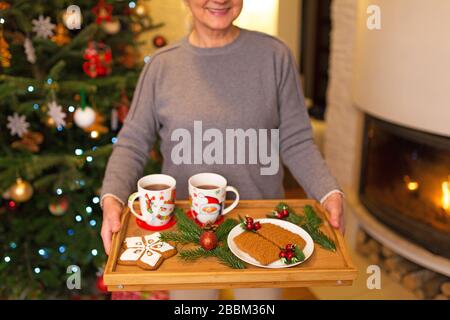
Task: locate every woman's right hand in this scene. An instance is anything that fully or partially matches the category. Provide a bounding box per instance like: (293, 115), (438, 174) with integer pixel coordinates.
(101, 196), (123, 255)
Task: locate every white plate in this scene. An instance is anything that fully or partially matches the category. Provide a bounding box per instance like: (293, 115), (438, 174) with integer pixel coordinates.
(227, 218), (314, 268)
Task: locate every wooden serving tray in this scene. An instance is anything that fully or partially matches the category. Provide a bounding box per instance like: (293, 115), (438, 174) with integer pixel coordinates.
(104, 199), (357, 291)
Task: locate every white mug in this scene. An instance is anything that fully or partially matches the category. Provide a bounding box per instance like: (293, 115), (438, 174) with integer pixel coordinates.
(127, 174), (176, 227)
(188, 173), (240, 224)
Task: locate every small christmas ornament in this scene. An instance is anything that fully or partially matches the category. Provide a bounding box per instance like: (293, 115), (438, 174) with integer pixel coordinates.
(7, 113), (29, 137)
(279, 244), (305, 265)
(118, 45), (139, 69)
(0, 2), (11, 10)
(269, 205), (290, 219)
(199, 231), (218, 251)
(241, 215), (261, 231)
(153, 35), (167, 48)
(49, 197), (69, 216)
(84, 111), (109, 136)
(96, 274), (108, 293)
(9, 178), (33, 203)
(47, 100), (67, 128)
(83, 41), (112, 78)
(92, 0), (113, 25)
(101, 17), (121, 34)
(74, 106), (96, 129)
(32, 15), (56, 39)
(0, 29), (11, 68)
(63, 5), (82, 30)
(11, 131), (44, 153)
(134, 2), (147, 16)
(24, 38), (36, 64)
(51, 23), (71, 46)
(74, 91), (96, 129)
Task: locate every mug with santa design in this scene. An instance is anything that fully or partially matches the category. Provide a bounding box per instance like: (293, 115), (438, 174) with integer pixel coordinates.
(128, 174), (176, 227)
(188, 173), (240, 225)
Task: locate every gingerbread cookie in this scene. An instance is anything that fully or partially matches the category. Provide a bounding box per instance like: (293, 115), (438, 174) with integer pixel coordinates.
(118, 232), (177, 270)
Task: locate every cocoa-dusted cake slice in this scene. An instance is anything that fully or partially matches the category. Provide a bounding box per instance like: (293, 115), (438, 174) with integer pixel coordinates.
(257, 223), (306, 249)
(233, 231), (280, 265)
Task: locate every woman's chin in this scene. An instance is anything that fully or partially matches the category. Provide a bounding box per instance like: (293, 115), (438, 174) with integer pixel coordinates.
(204, 19), (235, 31)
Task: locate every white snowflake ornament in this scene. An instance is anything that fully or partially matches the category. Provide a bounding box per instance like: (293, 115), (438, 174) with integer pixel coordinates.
(32, 15), (56, 39)
(7, 113), (29, 138)
(47, 101), (67, 128)
(24, 38), (36, 64)
(118, 233), (177, 270)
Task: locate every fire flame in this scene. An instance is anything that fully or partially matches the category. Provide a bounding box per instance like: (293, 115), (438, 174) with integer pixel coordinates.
(442, 181), (450, 212)
(407, 181), (419, 191)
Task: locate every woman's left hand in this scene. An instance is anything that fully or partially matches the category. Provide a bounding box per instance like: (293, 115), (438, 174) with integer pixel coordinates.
(323, 192), (345, 233)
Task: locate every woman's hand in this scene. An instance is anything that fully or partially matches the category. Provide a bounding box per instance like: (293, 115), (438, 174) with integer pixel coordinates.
(101, 196), (123, 255)
(323, 192), (345, 233)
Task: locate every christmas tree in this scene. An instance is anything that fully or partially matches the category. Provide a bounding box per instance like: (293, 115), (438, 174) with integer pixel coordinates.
(0, 0), (164, 298)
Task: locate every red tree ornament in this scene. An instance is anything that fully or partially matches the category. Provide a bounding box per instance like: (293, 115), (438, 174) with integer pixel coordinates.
(96, 274), (108, 293)
(83, 41), (112, 78)
(153, 35), (167, 48)
(92, 0), (113, 25)
(199, 231), (218, 251)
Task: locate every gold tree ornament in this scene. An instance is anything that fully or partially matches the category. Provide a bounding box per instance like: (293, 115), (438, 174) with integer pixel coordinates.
(102, 17), (121, 35)
(0, 29), (11, 68)
(51, 23), (71, 46)
(0, 2), (11, 10)
(9, 178), (34, 202)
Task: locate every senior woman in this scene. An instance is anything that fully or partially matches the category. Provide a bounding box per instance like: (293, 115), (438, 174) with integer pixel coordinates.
(100, 0), (344, 300)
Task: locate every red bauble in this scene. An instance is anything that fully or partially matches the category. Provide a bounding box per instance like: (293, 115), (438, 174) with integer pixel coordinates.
(83, 41), (112, 78)
(153, 35), (167, 48)
(92, 0), (113, 25)
(280, 207), (289, 218)
(96, 274), (108, 293)
(199, 231), (218, 251)
(254, 222), (261, 230)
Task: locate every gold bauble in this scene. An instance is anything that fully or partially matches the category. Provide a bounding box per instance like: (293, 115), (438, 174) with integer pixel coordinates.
(9, 178), (33, 202)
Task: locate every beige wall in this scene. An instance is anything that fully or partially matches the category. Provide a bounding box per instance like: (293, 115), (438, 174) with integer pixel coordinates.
(140, 0), (190, 56)
(140, 0), (301, 61)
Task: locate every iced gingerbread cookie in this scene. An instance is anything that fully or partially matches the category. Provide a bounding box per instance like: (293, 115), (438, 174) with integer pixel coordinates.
(118, 232), (177, 270)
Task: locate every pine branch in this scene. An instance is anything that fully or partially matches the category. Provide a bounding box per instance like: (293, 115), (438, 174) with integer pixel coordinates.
(173, 208), (202, 237)
(178, 247), (215, 261)
(301, 224), (336, 252)
(160, 231), (199, 245)
(215, 218), (239, 241)
(178, 245), (246, 269)
(213, 244), (246, 269)
(273, 203), (336, 252)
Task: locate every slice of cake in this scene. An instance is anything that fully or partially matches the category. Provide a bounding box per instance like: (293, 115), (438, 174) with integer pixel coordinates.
(233, 231), (280, 265)
(257, 223), (306, 249)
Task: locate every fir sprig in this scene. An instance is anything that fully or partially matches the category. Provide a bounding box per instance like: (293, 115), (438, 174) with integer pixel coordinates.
(159, 231), (200, 244)
(215, 218), (239, 242)
(173, 208), (202, 237)
(271, 203), (336, 252)
(161, 210), (246, 269)
(178, 244), (246, 269)
(178, 247), (216, 261)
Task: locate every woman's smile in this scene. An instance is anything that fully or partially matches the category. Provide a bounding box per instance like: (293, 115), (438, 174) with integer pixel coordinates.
(205, 7), (231, 17)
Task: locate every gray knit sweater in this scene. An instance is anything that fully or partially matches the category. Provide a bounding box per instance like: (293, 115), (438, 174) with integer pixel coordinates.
(101, 29), (340, 204)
